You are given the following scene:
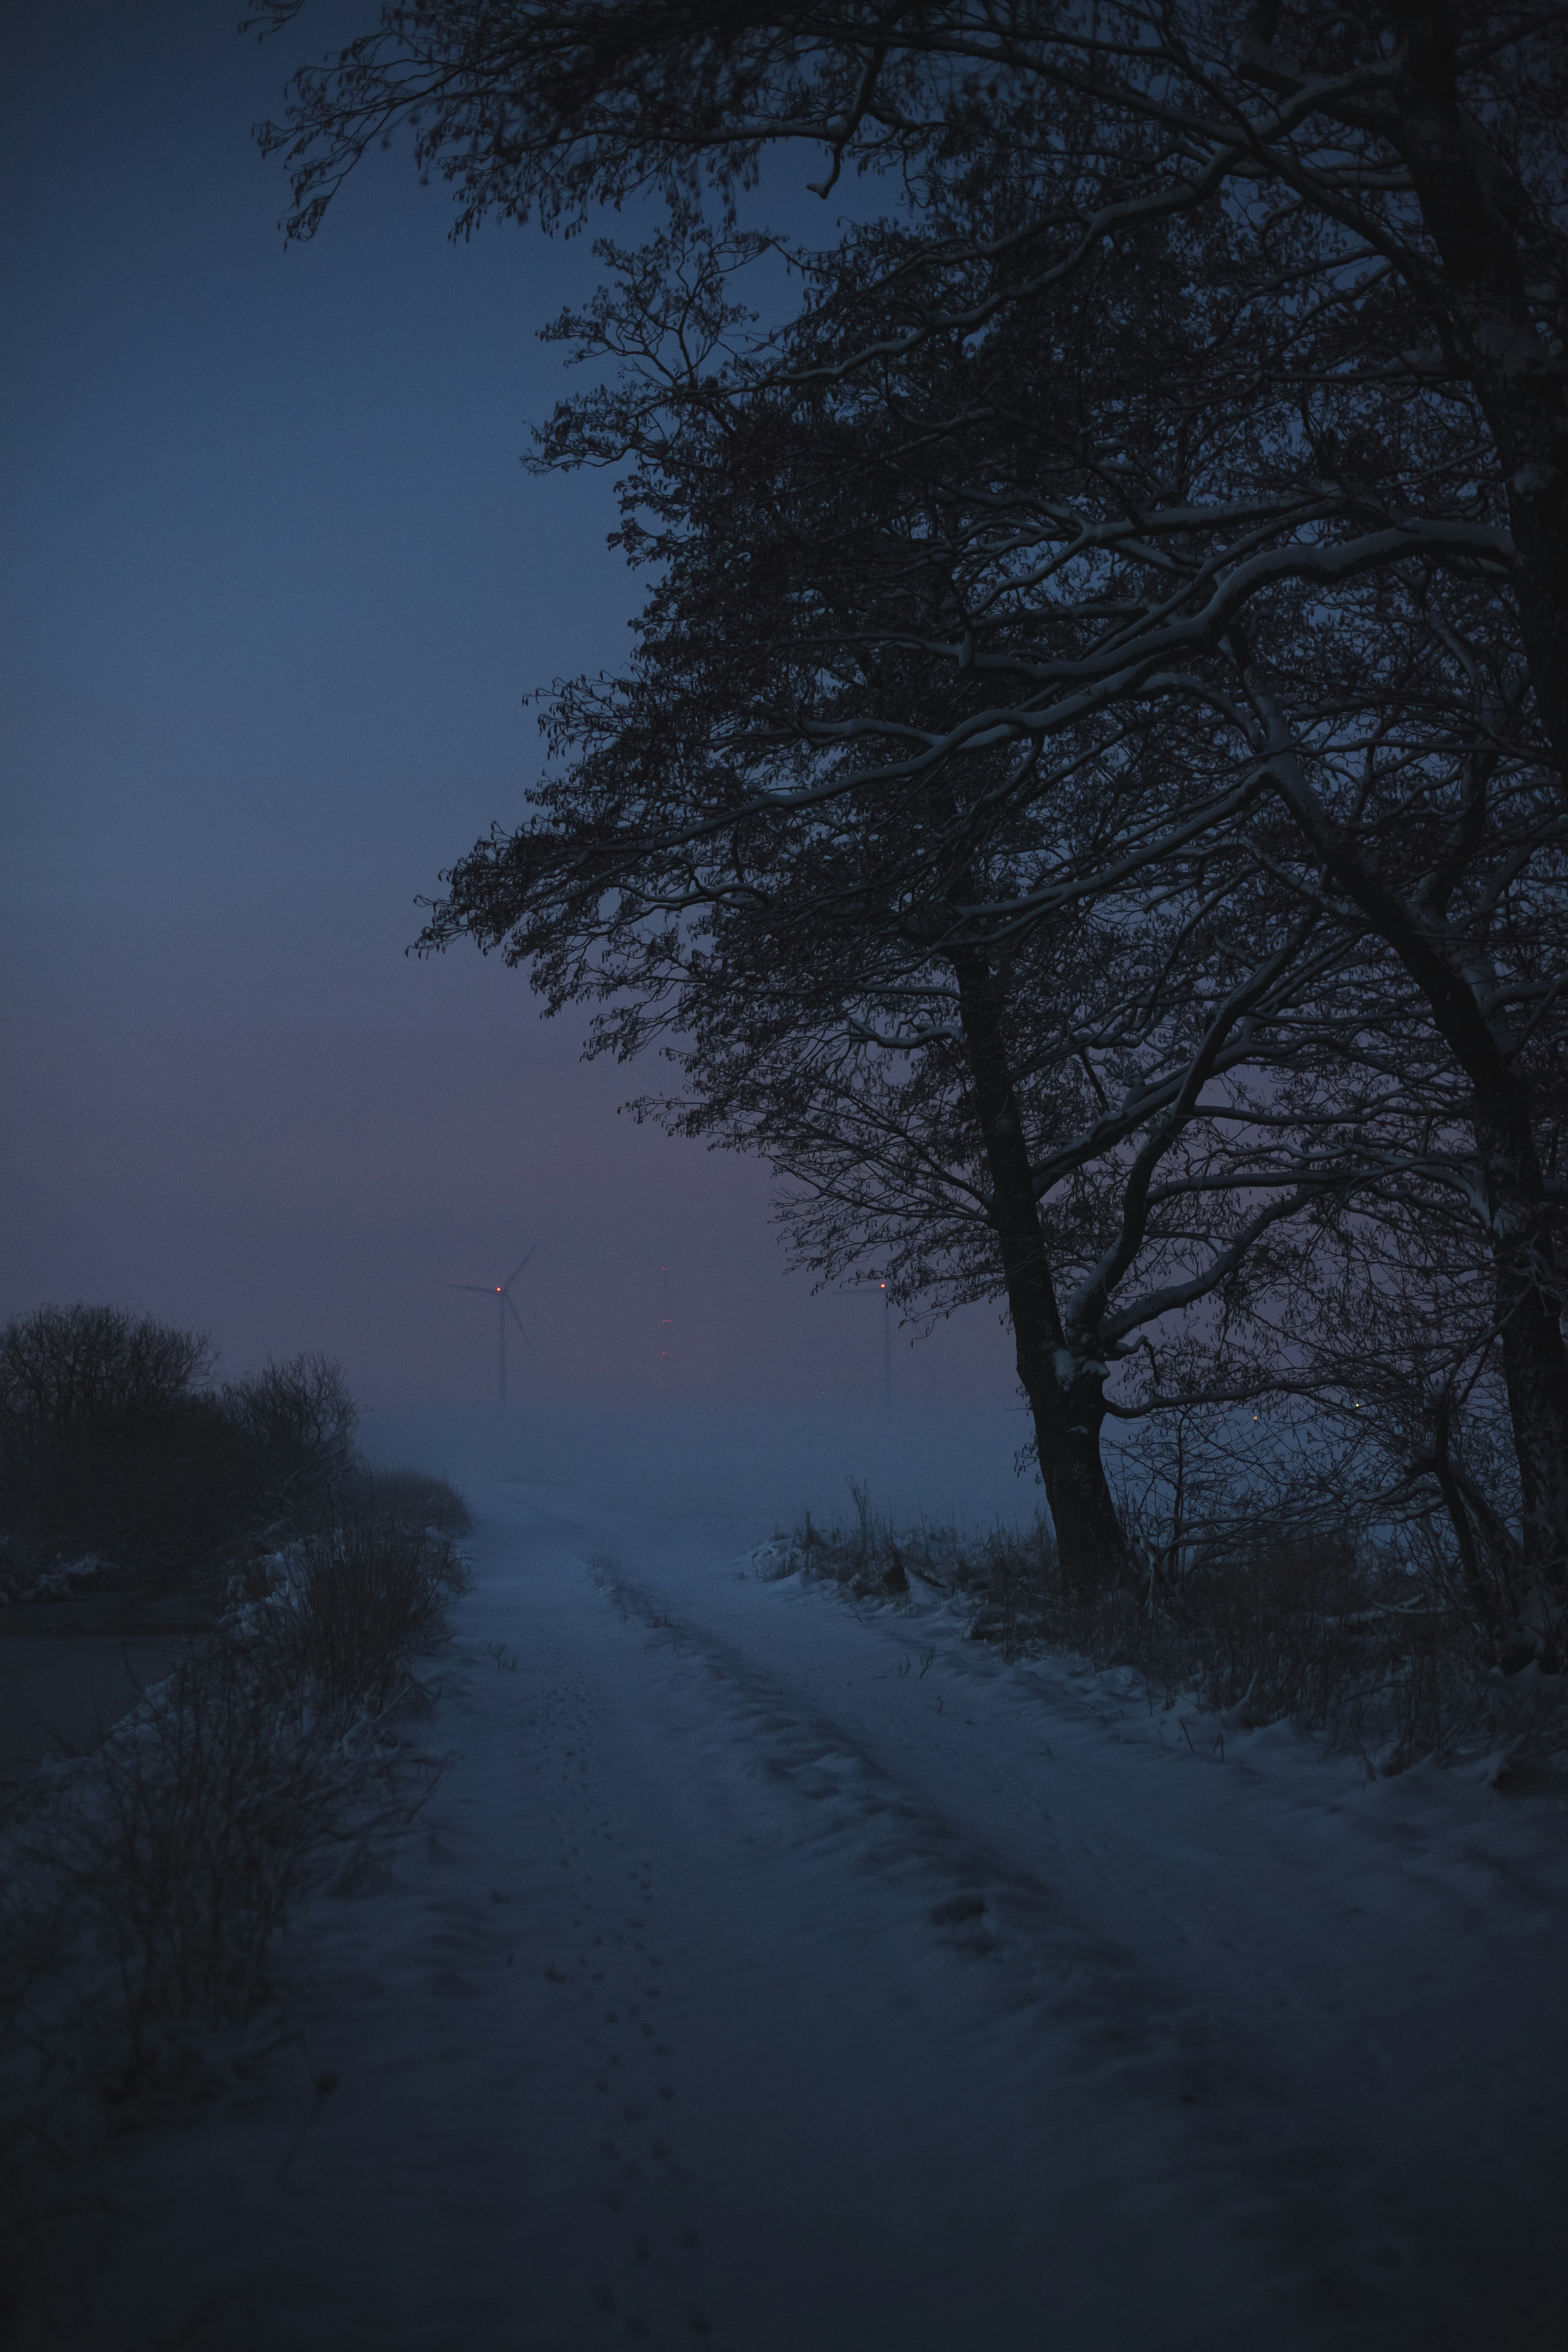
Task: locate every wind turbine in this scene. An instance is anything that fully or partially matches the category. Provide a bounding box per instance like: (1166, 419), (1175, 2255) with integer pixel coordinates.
(838, 1274), (894, 1407)
(449, 1245), (536, 1402)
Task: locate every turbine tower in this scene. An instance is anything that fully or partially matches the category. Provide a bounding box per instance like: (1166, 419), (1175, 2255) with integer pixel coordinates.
(449, 1245), (536, 1402)
(838, 1274), (894, 1407)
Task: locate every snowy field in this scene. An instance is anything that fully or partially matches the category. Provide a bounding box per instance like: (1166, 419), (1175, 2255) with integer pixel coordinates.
(54, 1405), (1568, 2349)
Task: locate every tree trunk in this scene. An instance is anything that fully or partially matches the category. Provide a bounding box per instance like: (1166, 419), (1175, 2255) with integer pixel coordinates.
(950, 948), (1129, 1588)
(1369, 27), (1568, 783)
(1475, 1097), (1568, 1592)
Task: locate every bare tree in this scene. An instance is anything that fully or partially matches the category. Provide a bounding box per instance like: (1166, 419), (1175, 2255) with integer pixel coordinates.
(412, 223), (1379, 1576)
(251, 9), (1568, 1619)
(253, 0), (1568, 775)
(415, 209), (1564, 1612)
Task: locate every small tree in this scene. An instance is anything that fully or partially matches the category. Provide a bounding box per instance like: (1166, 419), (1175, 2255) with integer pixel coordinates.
(222, 1353), (357, 1529)
(0, 1304), (237, 1573)
(0, 1312), (362, 1577)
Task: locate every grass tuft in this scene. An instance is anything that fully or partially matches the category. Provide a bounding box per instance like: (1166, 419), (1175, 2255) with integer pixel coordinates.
(787, 1495), (1568, 1776)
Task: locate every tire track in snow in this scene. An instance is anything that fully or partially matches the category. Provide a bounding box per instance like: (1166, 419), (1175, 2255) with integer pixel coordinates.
(60, 1494), (1557, 2352)
(571, 1549), (1549, 2350)
(586, 1553), (1226, 2085)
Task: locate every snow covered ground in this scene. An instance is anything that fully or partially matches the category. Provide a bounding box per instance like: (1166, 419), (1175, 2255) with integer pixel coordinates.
(48, 1406), (1568, 2350)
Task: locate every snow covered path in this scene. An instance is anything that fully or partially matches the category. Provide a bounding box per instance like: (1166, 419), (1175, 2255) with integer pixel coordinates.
(74, 1471), (1568, 2351)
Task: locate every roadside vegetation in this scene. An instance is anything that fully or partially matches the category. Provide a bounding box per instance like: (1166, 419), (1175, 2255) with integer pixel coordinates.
(0, 1302), (373, 1598)
(0, 1301), (471, 2220)
(776, 1484), (1568, 1786)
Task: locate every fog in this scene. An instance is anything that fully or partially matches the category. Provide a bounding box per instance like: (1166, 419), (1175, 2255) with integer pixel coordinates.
(359, 1399), (1045, 1545)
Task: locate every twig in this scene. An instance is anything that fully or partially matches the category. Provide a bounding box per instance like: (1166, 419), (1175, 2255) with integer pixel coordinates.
(274, 2066), (340, 2190)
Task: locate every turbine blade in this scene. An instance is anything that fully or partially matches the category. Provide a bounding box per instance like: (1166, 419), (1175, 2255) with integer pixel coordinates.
(447, 1283), (491, 1293)
(505, 1295), (530, 1341)
(501, 1244), (538, 1293)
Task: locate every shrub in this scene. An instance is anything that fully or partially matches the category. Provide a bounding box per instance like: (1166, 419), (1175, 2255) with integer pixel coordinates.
(0, 1483), (466, 2145)
(0, 1304), (244, 1577)
(0, 1310), (364, 1583)
(221, 1352), (357, 1531)
(339, 1464), (471, 1535)
(0, 1303), (209, 1439)
(266, 1510), (465, 1716)
(63, 1645), (343, 2051)
(787, 1495), (1568, 1773)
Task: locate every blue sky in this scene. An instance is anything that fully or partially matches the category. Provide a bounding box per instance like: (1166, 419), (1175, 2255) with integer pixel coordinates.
(1, 0), (1017, 1413)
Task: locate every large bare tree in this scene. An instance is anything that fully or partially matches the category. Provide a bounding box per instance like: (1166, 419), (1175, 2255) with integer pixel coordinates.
(253, 0), (1567, 774)
(414, 209), (1562, 1607)
(253, 6), (1568, 1622)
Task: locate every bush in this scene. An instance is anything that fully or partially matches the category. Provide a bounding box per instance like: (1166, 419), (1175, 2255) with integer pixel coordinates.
(0, 1306), (362, 1584)
(787, 1494), (1568, 1775)
(264, 1509), (466, 1715)
(60, 1646), (343, 2049)
(339, 1464), (471, 1535)
(0, 1304), (244, 1578)
(0, 1486), (466, 2145)
(0, 1304), (209, 1439)
(221, 1351), (357, 1531)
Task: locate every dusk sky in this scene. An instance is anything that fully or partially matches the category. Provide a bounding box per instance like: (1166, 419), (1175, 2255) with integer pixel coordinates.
(2, 0), (1015, 1412)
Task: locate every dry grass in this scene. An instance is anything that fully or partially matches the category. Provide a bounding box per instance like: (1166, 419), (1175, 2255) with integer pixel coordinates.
(787, 1494), (1568, 1778)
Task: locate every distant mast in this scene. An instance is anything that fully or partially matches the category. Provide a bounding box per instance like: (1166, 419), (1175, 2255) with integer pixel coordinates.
(838, 1275), (894, 1408)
